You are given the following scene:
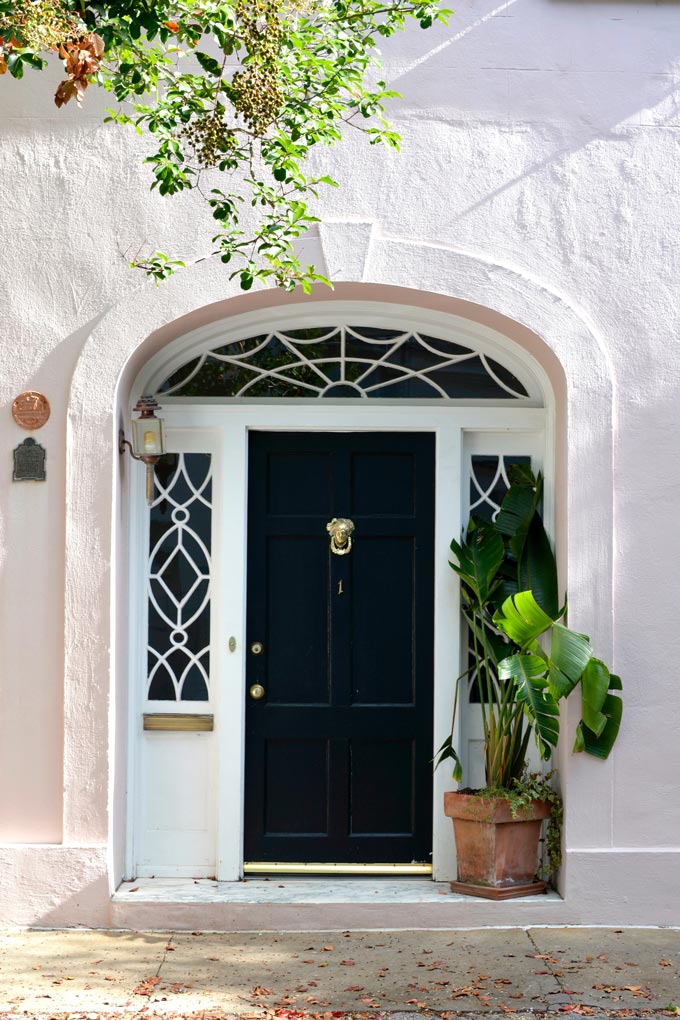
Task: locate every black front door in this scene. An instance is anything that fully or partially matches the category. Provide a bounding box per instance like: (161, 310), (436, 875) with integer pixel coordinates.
(244, 431), (435, 864)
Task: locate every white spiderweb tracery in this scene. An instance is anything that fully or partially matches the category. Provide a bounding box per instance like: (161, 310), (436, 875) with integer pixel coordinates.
(158, 325), (530, 400)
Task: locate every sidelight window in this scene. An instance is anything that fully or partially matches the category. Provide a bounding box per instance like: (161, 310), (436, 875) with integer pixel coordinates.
(146, 452), (213, 702)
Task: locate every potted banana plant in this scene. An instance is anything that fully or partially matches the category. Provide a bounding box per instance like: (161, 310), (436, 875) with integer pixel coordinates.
(437, 466), (622, 899)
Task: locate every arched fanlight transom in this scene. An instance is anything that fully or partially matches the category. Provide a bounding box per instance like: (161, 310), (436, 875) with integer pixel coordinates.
(157, 325), (530, 400)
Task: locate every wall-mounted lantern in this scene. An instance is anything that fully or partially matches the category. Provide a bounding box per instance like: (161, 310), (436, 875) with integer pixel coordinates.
(119, 394), (166, 505)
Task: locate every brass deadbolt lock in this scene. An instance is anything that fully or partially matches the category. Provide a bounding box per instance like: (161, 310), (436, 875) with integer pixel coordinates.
(249, 683), (266, 701)
(250, 641), (264, 655)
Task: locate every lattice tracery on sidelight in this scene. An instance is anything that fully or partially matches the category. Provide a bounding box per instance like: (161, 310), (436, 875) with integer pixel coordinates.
(158, 325), (530, 400)
(147, 453), (213, 701)
(469, 454), (531, 522)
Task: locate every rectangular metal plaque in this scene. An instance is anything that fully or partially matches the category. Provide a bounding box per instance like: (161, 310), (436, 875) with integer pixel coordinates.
(143, 713), (214, 732)
(13, 438), (46, 481)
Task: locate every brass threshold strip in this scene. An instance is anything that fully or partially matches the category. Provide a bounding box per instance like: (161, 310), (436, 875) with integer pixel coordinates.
(243, 862), (432, 876)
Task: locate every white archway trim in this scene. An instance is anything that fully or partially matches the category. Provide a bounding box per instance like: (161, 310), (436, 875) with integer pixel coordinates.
(64, 235), (615, 882)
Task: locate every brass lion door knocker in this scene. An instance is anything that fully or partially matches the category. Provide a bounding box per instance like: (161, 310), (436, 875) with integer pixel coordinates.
(326, 517), (355, 556)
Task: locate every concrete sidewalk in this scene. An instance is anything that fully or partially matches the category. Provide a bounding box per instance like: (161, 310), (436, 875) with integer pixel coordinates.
(0, 927), (679, 1017)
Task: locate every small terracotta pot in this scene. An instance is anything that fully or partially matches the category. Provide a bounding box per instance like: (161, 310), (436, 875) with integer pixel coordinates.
(443, 791), (551, 900)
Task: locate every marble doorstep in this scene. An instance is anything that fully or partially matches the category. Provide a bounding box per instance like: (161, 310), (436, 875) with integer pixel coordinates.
(113, 876), (563, 905)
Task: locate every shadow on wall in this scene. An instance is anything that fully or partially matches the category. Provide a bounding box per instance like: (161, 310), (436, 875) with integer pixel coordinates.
(374, 0), (680, 225)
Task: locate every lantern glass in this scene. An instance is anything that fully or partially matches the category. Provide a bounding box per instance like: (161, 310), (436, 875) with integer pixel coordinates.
(131, 416), (165, 458)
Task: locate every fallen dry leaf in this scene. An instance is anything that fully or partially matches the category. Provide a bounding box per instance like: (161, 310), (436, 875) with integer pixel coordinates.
(132, 975), (161, 996)
(168, 981), (192, 993)
(252, 985), (273, 996)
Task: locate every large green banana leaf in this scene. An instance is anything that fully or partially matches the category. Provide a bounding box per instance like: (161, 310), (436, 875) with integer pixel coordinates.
(498, 652), (560, 759)
(494, 468), (559, 618)
(520, 512), (560, 618)
(547, 623), (593, 700)
(574, 690), (623, 759)
(493, 590), (555, 648)
(449, 518), (504, 605)
(494, 470), (542, 561)
(579, 657), (613, 735)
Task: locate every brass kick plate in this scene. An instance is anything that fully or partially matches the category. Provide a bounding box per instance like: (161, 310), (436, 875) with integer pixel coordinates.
(243, 862), (432, 875)
(144, 713), (214, 732)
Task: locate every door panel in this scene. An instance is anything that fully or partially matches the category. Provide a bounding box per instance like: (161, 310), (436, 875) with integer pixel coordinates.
(267, 536), (330, 704)
(244, 431), (434, 864)
(351, 537), (415, 705)
(264, 739), (329, 835)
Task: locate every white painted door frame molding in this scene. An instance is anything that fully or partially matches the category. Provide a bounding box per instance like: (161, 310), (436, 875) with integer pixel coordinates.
(125, 402), (549, 882)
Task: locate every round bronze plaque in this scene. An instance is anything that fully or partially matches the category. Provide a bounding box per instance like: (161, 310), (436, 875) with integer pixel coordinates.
(12, 391), (51, 431)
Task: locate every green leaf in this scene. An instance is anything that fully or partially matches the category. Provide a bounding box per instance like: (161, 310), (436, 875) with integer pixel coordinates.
(573, 693), (622, 760)
(195, 51), (223, 77)
(573, 722), (586, 753)
(449, 519), (504, 605)
(6, 52), (24, 79)
(579, 657), (612, 735)
(495, 470), (541, 560)
(493, 590), (555, 649)
(547, 624), (592, 700)
(498, 653), (560, 760)
(433, 735), (463, 782)
(520, 511), (559, 618)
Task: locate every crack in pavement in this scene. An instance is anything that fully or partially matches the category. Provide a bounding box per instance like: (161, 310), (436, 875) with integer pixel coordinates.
(526, 928), (567, 1009)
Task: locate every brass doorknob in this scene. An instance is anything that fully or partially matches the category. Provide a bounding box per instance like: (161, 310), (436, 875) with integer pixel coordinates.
(249, 683), (266, 701)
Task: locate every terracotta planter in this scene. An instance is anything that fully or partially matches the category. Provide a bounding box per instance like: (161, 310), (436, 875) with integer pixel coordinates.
(443, 791), (551, 900)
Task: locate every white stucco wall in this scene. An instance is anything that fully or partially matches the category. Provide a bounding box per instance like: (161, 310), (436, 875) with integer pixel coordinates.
(0, 0), (678, 926)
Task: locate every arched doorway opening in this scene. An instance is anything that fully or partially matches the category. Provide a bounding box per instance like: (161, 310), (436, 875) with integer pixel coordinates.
(123, 299), (555, 882)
